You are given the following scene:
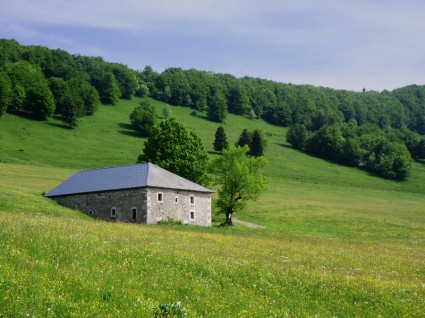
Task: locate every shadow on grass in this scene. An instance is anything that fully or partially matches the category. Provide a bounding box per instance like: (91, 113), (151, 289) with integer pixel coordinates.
(415, 159), (425, 165)
(47, 122), (72, 129)
(276, 143), (292, 149)
(190, 111), (226, 124)
(117, 123), (142, 138)
(278, 143), (350, 168)
(40, 115), (73, 129)
(8, 112), (48, 122)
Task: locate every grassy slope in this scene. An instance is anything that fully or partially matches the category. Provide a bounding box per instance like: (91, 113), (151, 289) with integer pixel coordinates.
(1, 98), (425, 317)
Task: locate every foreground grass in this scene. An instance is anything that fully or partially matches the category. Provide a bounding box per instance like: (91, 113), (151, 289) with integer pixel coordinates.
(1, 163), (424, 317)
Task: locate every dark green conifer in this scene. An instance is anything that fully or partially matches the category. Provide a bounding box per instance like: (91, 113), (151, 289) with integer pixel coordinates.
(236, 128), (252, 148)
(213, 126), (229, 153)
(249, 129), (265, 157)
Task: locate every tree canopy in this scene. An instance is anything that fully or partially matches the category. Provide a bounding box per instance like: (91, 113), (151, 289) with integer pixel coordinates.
(209, 145), (268, 225)
(0, 39), (130, 121)
(0, 69), (11, 116)
(137, 118), (209, 186)
(129, 100), (157, 137)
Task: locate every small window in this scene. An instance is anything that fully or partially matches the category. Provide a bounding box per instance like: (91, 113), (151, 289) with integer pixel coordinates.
(157, 192), (163, 202)
(174, 196), (178, 203)
(190, 195), (195, 205)
(88, 210), (93, 216)
(111, 207), (116, 218)
(190, 211), (195, 220)
(131, 208), (137, 220)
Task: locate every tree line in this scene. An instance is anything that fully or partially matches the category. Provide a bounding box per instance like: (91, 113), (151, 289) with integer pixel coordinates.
(137, 66), (425, 135)
(2, 39), (425, 134)
(2, 39), (425, 136)
(0, 39), (137, 127)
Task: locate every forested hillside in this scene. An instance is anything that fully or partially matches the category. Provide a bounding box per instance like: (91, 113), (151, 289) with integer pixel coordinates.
(0, 39), (424, 179)
(0, 39), (136, 127)
(143, 67), (425, 133)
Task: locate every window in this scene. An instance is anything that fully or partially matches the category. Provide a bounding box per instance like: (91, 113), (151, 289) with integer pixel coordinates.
(190, 195), (195, 205)
(157, 192), (163, 202)
(131, 208), (137, 220)
(174, 196), (179, 203)
(88, 210), (93, 216)
(190, 211), (195, 220)
(111, 207), (116, 218)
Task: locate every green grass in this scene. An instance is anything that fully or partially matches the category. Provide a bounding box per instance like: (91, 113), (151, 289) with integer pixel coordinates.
(1, 98), (425, 317)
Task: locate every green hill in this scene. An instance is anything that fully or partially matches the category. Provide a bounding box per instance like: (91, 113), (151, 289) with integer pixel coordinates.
(1, 98), (425, 317)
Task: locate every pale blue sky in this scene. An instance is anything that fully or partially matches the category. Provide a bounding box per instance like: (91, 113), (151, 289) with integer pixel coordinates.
(1, 0), (424, 91)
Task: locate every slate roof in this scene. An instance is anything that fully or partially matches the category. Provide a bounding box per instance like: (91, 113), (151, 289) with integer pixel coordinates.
(45, 163), (213, 197)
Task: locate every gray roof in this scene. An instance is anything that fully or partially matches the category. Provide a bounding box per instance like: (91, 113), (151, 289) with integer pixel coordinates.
(45, 163), (213, 197)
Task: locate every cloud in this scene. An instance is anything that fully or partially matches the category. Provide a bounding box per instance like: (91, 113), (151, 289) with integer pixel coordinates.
(0, 0), (424, 91)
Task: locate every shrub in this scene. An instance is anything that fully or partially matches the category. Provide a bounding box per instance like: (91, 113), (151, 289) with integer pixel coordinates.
(286, 124), (308, 150)
(129, 100), (157, 137)
(365, 139), (413, 180)
(154, 301), (187, 318)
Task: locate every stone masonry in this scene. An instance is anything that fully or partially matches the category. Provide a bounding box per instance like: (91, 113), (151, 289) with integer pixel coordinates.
(51, 187), (211, 226)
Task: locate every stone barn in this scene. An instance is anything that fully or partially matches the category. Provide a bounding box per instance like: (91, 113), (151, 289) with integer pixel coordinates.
(45, 163), (213, 226)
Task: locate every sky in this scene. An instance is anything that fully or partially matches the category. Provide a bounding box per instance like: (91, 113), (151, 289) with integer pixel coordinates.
(0, 0), (424, 92)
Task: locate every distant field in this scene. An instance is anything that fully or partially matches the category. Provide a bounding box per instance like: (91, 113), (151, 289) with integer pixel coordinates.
(1, 98), (425, 317)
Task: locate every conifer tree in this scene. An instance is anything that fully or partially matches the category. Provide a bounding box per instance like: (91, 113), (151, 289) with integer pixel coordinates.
(249, 129), (265, 157)
(236, 128), (252, 148)
(213, 126), (229, 153)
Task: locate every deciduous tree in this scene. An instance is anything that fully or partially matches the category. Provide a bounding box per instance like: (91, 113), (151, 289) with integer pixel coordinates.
(286, 124), (309, 150)
(130, 100), (157, 137)
(137, 118), (209, 185)
(209, 145), (268, 225)
(207, 87), (227, 122)
(0, 70), (11, 116)
(111, 63), (137, 99)
(5, 60), (55, 119)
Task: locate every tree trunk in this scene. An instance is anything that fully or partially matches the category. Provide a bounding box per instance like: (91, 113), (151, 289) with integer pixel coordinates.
(224, 212), (233, 226)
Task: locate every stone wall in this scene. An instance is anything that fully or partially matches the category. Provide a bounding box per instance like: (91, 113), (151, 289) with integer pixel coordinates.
(51, 188), (148, 223)
(50, 187), (212, 226)
(147, 187), (212, 226)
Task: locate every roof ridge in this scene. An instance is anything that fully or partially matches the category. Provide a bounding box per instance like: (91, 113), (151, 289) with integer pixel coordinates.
(77, 163), (145, 173)
(145, 162), (151, 185)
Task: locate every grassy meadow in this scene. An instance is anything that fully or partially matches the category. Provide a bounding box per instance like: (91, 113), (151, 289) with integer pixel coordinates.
(0, 98), (425, 317)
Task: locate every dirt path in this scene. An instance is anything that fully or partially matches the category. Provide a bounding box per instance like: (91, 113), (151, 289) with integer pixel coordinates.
(233, 218), (267, 229)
